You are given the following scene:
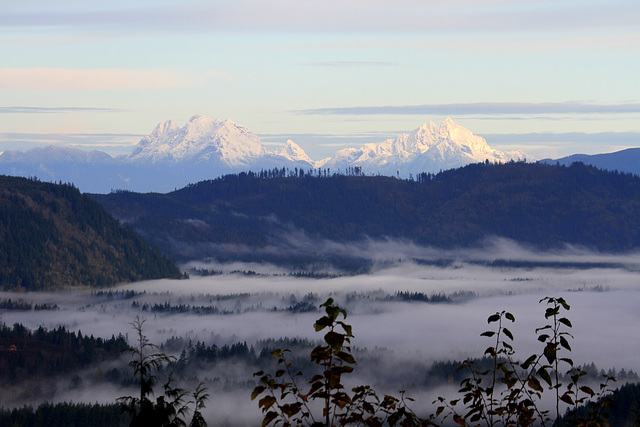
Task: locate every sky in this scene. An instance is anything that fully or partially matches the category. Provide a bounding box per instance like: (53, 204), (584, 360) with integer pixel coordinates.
(1, 0), (639, 161)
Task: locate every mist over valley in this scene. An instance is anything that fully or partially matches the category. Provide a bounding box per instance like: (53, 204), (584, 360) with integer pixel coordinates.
(2, 251), (640, 425)
(2, 163), (640, 425)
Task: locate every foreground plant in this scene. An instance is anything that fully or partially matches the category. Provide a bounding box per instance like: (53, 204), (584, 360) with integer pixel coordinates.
(118, 316), (209, 427)
(252, 298), (432, 426)
(435, 297), (616, 427)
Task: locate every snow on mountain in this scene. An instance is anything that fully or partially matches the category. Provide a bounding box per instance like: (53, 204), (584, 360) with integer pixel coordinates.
(320, 118), (525, 175)
(128, 114), (270, 167)
(0, 145), (115, 164)
(274, 140), (317, 166)
(0, 116), (528, 193)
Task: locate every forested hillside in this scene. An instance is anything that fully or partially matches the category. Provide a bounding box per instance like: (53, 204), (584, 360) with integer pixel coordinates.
(92, 162), (640, 271)
(0, 175), (183, 290)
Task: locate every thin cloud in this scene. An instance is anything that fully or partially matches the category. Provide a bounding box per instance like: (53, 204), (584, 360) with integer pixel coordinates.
(304, 61), (395, 67)
(293, 102), (640, 116)
(0, 132), (142, 153)
(1, 0), (637, 36)
(258, 130), (640, 153)
(0, 106), (126, 114)
(259, 131), (398, 141)
(481, 131), (640, 144)
(0, 68), (193, 91)
(0, 132), (143, 142)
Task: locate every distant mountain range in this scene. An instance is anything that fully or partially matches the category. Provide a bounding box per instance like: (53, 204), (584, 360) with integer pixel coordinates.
(0, 116), (524, 193)
(320, 118), (524, 175)
(92, 162), (640, 272)
(539, 148), (640, 176)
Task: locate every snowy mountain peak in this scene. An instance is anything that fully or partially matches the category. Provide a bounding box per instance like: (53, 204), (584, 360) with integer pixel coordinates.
(438, 117), (474, 141)
(407, 121), (439, 151)
(275, 140), (316, 165)
(440, 117), (456, 128)
(321, 118), (525, 176)
(128, 115), (268, 166)
(151, 119), (179, 138)
(0, 116), (530, 193)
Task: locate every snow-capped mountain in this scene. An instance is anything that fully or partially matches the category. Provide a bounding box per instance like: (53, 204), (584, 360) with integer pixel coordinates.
(320, 118), (525, 175)
(0, 145), (115, 164)
(274, 140), (316, 165)
(0, 116), (527, 193)
(128, 115), (270, 166)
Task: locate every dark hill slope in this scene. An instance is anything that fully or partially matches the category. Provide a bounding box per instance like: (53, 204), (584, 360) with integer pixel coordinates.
(540, 147), (640, 177)
(92, 162), (640, 268)
(0, 176), (182, 290)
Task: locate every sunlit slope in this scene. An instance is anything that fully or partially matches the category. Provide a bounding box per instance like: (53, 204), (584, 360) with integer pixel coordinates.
(0, 175), (183, 290)
(93, 162), (640, 267)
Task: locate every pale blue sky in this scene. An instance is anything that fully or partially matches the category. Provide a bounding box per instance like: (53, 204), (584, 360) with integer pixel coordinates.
(1, 0), (639, 160)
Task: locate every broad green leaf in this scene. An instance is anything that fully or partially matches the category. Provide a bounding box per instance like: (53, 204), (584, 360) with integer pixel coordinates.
(521, 355), (537, 370)
(544, 343), (556, 364)
(559, 317), (572, 328)
(579, 386), (595, 396)
(560, 336), (572, 351)
(545, 307), (560, 319)
(453, 414), (466, 426)
(480, 331), (496, 337)
(314, 317), (332, 331)
(487, 314), (501, 323)
(505, 312), (515, 322)
(537, 334), (550, 342)
(528, 377), (543, 392)
(324, 331), (345, 351)
(341, 323), (353, 336)
(262, 410), (278, 427)
(557, 298), (570, 310)
(259, 395), (277, 410)
(560, 393), (574, 405)
(336, 351), (356, 364)
(251, 386), (266, 400)
(503, 327), (514, 341)
(560, 357), (574, 367)
(270, 349), (282, 358)
(538, 368), (552, 387)
(320, 298), (334, 307)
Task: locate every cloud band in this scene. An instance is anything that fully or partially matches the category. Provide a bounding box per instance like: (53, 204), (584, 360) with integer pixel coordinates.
(293, 102), (640, 116)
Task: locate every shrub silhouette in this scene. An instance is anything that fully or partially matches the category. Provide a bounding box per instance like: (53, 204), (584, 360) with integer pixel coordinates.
(252, 298), (430, 426)
(118, 316), (209, 427)
(253, 297), (620, 427)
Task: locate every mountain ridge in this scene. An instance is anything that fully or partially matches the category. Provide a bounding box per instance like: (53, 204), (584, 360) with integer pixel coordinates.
(92, 162), (640, 272)
(539, 148), (640, 176)
(320, 117), (524, 173)
(0, 117), (525, 193)
(0, 175), (183, 290)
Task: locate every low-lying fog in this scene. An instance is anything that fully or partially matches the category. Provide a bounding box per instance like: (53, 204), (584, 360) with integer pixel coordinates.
(2, 242), (640, 424)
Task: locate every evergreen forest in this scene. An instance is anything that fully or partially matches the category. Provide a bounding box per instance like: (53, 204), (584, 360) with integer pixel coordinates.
(0, 175), (183, 290)
(93, 162), (640, 271)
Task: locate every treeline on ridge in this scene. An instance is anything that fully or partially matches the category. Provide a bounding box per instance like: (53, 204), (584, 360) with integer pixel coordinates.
(0, 175), (183, 290)
(93, 162), (640, 269)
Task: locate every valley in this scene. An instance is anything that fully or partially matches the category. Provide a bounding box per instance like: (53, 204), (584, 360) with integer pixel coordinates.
(1, 259), (639, 425)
